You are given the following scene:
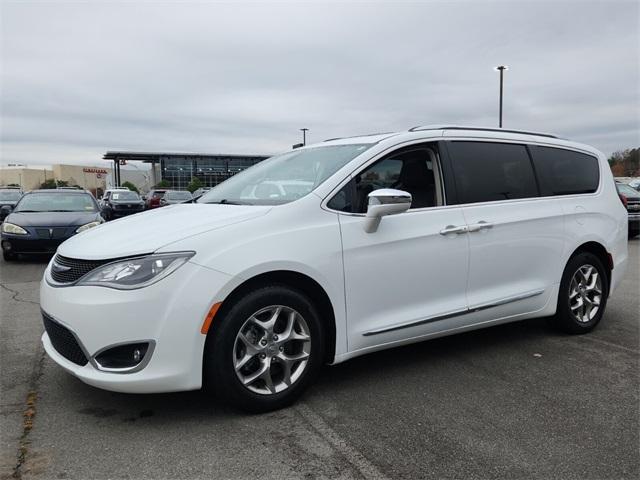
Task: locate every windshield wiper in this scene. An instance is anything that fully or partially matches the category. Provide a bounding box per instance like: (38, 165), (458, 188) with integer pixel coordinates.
(204, 199), (252, 205)
(13, 210), (39, 213)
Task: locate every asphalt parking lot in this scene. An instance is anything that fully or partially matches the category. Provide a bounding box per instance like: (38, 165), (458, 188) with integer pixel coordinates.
(1, 241), (638, 480)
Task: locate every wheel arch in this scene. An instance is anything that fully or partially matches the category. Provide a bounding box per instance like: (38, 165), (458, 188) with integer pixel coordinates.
(209, 270), (337, 364)
(568, 241), (613, 294)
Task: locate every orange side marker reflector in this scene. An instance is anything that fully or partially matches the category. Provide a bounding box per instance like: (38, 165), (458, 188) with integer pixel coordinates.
(201, 302), (222, 334)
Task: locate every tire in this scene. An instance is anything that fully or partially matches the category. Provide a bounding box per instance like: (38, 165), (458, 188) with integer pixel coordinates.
(629, 226), (639, 239)
(550, 252), (608, 334)
(2, 250), (15, 261)
(203, 285), (326, 413)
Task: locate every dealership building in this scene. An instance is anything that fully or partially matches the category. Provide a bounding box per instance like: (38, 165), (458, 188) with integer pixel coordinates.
(103, 151), (270, 190)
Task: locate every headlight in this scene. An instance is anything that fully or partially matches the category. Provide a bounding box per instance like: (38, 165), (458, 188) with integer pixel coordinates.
(1, 222), (28, 235)
(76, 252), (194, 289)
(76, 220), (103, 233)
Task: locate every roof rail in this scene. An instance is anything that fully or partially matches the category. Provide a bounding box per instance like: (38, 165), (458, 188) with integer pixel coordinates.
(408, 125), (559, 139)
(323, 132), (396, 142)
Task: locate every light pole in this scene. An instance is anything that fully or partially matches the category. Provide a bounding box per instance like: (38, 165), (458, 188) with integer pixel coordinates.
(300, 128), (309, 146)
(494, 65), (508, 128)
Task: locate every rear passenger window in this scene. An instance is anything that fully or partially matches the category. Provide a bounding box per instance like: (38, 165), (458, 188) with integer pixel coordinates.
(447, 141), (538, 204)
(529, 146), (599, 196)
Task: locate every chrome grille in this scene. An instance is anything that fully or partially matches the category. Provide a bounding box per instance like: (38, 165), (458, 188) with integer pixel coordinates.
(50, 254), (110, 284)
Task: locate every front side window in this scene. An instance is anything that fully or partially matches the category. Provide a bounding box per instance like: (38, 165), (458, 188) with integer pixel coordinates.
(529, 146), (599, 196)
(447, 141), (538, 204)
(15, 193), (98, 212)
(328, 146), (441, 213)
(199, 144), (372, 206)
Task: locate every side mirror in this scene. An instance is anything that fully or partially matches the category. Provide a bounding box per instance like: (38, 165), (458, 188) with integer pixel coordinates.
(0, 205), (13, 216)
(364, 189), (412, 233)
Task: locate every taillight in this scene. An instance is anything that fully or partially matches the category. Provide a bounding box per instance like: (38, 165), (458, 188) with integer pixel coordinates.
(618, 193), (628, 208)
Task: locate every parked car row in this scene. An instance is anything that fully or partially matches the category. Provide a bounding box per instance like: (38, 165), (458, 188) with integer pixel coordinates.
(0, 186), (198, 260)
(98, 188), (194, 219)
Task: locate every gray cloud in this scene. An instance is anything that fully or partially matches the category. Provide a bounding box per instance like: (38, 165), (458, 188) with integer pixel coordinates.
(1, 0), (638, 166)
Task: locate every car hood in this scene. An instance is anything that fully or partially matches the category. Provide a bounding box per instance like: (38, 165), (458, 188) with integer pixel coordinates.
(57, 203), (271, 259)
(6, 211), (100, 228)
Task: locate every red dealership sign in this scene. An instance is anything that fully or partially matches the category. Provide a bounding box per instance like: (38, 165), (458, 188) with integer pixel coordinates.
(83, 168), (108, 174)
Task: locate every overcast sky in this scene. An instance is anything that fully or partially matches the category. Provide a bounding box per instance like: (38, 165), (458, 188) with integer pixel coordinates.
(1, 0), (638, 166)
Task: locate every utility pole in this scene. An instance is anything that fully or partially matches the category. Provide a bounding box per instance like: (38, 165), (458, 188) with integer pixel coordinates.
(300, 128), (309, 146)
(494, 65), (508, 128)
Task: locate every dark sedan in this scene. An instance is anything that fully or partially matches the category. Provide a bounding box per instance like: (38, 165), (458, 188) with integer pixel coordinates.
(101, 190), (145, 220)
(0, 189), (23, 222)
(1, 190), (104, 261)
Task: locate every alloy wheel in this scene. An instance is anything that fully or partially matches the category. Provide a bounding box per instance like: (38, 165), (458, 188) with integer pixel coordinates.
(568, 264), (602, 323)
(233, 305), (311, 395)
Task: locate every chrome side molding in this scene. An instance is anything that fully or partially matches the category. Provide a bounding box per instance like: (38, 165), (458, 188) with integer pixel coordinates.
(363, 288), (545, 336)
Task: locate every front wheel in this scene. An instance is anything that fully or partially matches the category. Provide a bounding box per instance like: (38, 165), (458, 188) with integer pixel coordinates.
(203, 285), (326, 413)
(550, 252), (608, 334)
(2, 250), (15, 261)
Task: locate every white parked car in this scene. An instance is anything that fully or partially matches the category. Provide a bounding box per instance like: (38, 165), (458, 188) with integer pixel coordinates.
(40, 126), (628, 412)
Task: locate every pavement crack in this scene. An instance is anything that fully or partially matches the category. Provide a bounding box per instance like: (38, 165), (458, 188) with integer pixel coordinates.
(11, 345), (45, 479)
(0, 283), (39, 306)
(293, 403), (389, 480)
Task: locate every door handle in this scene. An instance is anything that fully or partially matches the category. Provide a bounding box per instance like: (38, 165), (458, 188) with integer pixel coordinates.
(467, 221), (493, 232)
(439, 225), (468, 235)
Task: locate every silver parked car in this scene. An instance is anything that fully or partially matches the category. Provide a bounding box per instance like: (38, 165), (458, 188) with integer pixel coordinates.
(159, 190), (193, 206)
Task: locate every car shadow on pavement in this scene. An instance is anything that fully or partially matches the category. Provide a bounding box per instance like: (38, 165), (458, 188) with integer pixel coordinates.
(50, 316), (556, 421)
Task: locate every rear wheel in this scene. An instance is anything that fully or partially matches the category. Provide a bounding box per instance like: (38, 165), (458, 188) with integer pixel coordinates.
(550, 252), (608, 334)
(629, 225), (639, 239)
(204, 285), (325, 412)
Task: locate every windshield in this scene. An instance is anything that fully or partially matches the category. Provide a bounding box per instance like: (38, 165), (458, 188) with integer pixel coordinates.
(15, 193), (98, 212)
(0, 191), (22, 201)
(111, 191), (140, 201)
(198, 144), (372, 205)
(617, 183), (639, 196)
(167, 191), (192, 200)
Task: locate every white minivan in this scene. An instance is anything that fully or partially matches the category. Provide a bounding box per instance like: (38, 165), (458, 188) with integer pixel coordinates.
(39, 126), (628, 412)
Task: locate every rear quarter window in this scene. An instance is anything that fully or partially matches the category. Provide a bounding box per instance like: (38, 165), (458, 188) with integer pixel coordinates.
(529, 146), (600, 196)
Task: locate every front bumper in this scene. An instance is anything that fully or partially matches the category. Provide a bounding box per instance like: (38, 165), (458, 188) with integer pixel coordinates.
(110, 206), (145, 217)
(2, 234), (69, 254)
(40, 259), (234, 393)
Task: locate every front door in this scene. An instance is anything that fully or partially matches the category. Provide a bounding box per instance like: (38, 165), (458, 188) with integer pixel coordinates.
(328, 143), (471, 353)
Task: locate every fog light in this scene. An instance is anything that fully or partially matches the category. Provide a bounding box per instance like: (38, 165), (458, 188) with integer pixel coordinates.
(93, 342), (153, 371)
(1, 241), (11, 251)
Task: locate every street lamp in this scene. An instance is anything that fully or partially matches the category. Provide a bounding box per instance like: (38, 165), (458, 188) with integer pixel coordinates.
(300, 128), (309, 146)
(494, 65), (508, 128)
